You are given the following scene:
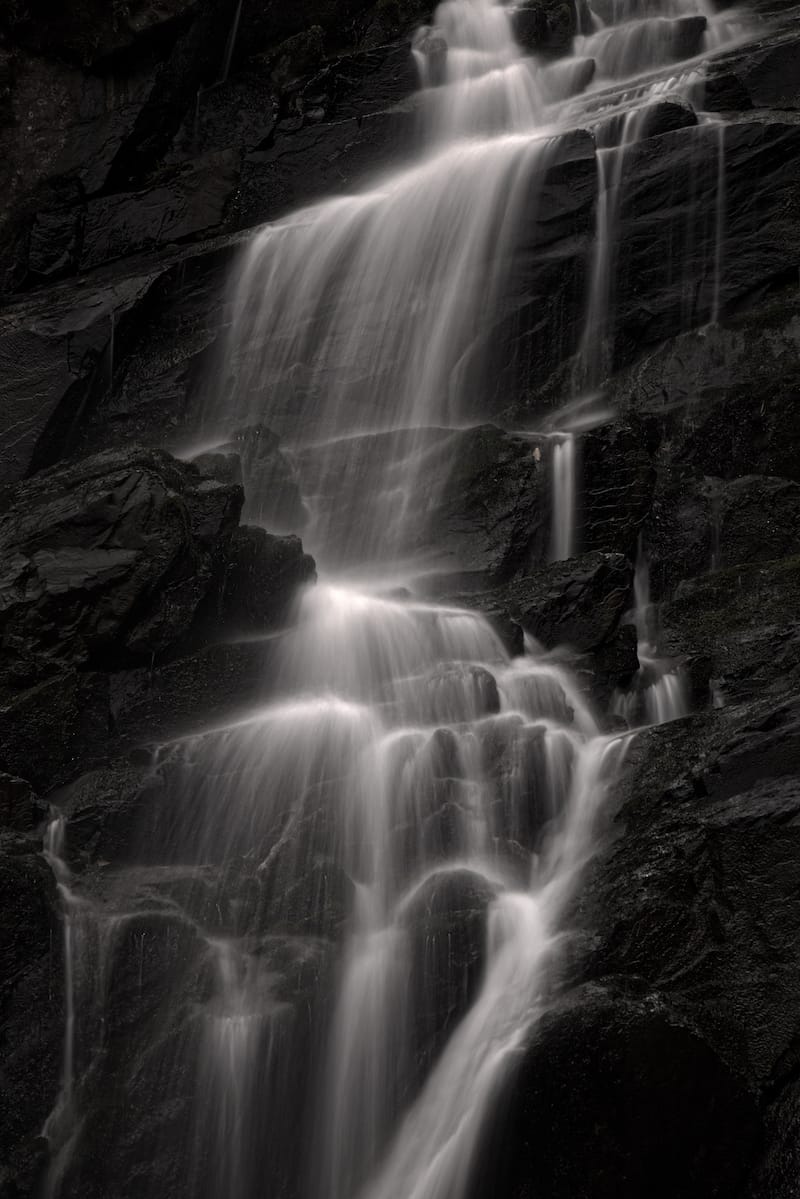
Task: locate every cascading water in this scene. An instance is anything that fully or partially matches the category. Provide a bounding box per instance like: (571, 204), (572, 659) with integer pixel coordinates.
(42, 0), (753, 1195)
(612, 544), (690, 724)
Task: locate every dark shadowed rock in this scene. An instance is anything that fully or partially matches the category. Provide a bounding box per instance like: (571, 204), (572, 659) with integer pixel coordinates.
(403, 868), (497, 1075)
(429, 426), (549, 581)
(81, 152), (239, 271)
(480, 552), (633, 653)
(474, 988), (761, 1199)
(0, 445), (314, 790)
(0, 833), (61, 1197)
(0, 668), (112, 792)
(660, 555), (800, 708)
(512, 0), (577, 51)
(734, 36), (800, 109)
(0, 271), (162, 483)
(54, 763), (168, 866)
(0, 773), (47, 832)
(219, 527), (315, 634)
(0, 0), (201, 67)
(0, 447), (242, 677)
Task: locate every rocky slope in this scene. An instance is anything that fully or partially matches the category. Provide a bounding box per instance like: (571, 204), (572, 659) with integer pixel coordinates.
(1, 0), (800, 1196)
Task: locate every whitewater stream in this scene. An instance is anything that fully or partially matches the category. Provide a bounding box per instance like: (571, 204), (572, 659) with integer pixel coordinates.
(42, 0), (751, 1195)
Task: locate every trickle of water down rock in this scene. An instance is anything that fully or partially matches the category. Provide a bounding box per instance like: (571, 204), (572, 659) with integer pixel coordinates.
(41, 0), (757, 1196)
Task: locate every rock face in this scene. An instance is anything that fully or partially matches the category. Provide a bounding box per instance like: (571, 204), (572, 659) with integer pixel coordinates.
(0, 446), (314, 790)
(0, 447), (241, 672)
(475, 989), (761, 1199)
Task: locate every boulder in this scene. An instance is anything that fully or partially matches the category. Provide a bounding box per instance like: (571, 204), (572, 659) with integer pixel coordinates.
(474, 988), (761, 1199)
(512, 0), (577, 52)
(479, 552), (633, 653)
(219, 527), (315, 633)
(0, 446), (315, 789)
(0, 447), (242, 677)
(403, 868), (498, 1075)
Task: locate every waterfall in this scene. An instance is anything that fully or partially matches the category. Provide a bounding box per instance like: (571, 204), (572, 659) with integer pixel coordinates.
(43, 0), (751, 1193)
(613, 544), (690, 725)
(550, 432), (577, 560)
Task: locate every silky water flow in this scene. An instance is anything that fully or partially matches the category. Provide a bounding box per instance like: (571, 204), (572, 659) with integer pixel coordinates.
(42, 0), (751, 1195)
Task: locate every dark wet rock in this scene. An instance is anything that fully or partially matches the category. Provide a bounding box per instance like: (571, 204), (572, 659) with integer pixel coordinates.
(703, 69), (755, 113)
(0, 836), (61, 1197)
(81, 152), (239, 271)
(430, 426), (549, 581)
(0, 447), (242, 677)
(0, 667), (112, 792)
(475, 987), (761, 1199)
(513, 0), (577, 52)
(482, 131), (597, 418)
(234, 41), (420, 228)
(0, 6), (798, 1198)
(659, 555), (800, 709)
(108, 637), (277, 747)
(580, 421), (656, 560)
(0, 444), (313, 790)
(0, 634), (276, 795)
(249, 846), (355, 937)
(480, 714), (576, 851)
(63, 245), (235, 466)
(0, 0), (201, 68)
(419, 664), (501, 722)
(266, 25), (326, 91)
(0, 270), (162, 483)
(54, 764), (168, 867)
(190, 449), (243, 487)
(609, 289), (800, 598)
(404, 868), (497, 1074)
(452, 553), (638, 699)
(675, 475), (800, 594)
(671, 13), (707, 59)
(578, 695), (800, 1088)
(219, 527), (315, 635)
(0, 773), (47, 833)
(588, 621), (640, 703)
(532, 536), (800, 1197)
(481, 552), (633, 653)
(732, 36), (800, 110)
(598, 96), (698, 147)
(611, 119), (800, 369)
(614, 288), (800, 483)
